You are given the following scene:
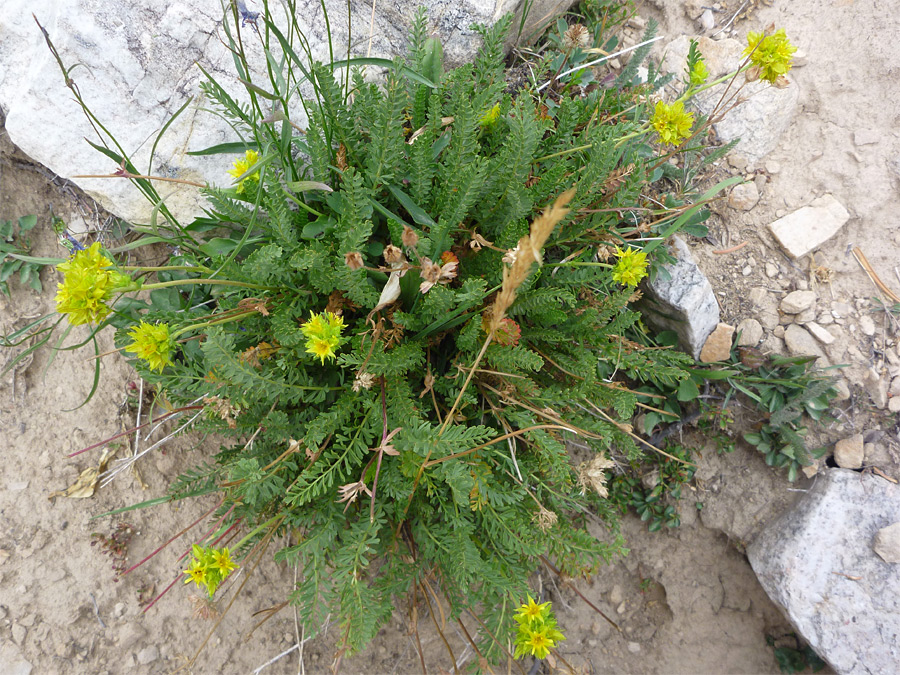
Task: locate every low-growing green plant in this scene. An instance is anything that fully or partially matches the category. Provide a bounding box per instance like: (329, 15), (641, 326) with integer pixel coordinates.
(766, 633), (826, 674)
(16, 1), (801, 668)
(0, 214), (42, 295)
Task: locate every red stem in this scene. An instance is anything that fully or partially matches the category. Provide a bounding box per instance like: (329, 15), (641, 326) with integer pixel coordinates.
(122, 495), (225, 576)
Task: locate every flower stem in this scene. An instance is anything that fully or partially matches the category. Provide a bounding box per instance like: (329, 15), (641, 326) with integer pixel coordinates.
(231, 514), (285, 552)
(140, 278), (275, 291)
(120, 264), (213, 274)
(171, 310), (259, 339)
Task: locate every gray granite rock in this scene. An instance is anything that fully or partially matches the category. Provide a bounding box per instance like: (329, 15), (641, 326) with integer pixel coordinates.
(749, 470), (900, 674)
(638, 236), (720, 359)
(0, 0), (551, 225)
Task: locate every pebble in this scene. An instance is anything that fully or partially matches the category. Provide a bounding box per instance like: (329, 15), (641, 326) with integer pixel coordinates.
(833, 434), (864, 469)
(890, 377), (900, 397)
(728, 182), (760, 211)
(889, 397), (900, 413)
(768, 195), (850, 259)
(832, 301), (853, 319)
(616, 601), (627, 615)
(833, 380), (851, 402)
(736, 318), (763, 346)
(742, 265), (752, 276)
(817, 312), (834, 325)
(627, 641), (642, 654)
(795, 308), (816, 324)
(773, 325), (785, 338)
(12, 623), (27, 645)
(699, 323), (735, 363)
(784, 325), (827, 363)
(781, 290), (816, 314)
(609, 585), (623, 605)
(863, 368), (889, 409)
(728, 153), (749, 170)
(765, 160), (781, 174)
(873, 523), (900, 563)
(699, 8), (715, 30)
(859, 315), (876, 336)
(137, 646), (159, 665)
(765, 262), (779, 278)
(805, 322), (836, 345)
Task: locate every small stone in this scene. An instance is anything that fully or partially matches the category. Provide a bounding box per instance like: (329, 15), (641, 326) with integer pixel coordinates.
(781, 290), (817, 314)
(892, 377), (900, 396)
(12, 623), (27, 645)
(609, 585), (623, 605)
(805, 322), (836, 345)
(792, 49), (808, 67)
(113, 603), (126, 619)
(699, 323), (735, 363)
(833, 434), (864, 469)
(831, 302), (853, 319)
(765, 160), (781, 174)
(765, 262), (779, 278)
(641, 469), (660, 490)
(773, 325), (785, 338)
(728, 182), (760, 211)
(736, 318), (763, 346)
(728, 153), (749, 170)
(833, 380), (851, 402)
(863, 368), (889, 409)
(742, 265), (752, 276)
(699, 8), (715, 30)
(768, 195), (850, 259)
(616, 601), (626, 615)
(859, 315), (876, 336)
(873, 523), (900, 563)
(627, 641), (641, 654)
(136, 646), (159, 665)
(784, 325), (828, 363)
(795, 308), (816, 324)
(817, 312), (834, 325)
(889, 397), (900, 413)
(854, 130), (880, 147)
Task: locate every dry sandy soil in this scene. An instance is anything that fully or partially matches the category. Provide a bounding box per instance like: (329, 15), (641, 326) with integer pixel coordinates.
(2, 1), (899, 673)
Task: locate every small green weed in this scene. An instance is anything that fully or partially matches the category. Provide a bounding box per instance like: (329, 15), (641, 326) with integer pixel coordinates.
(0, 215), (42, 295)
(766, 633), (826, 674)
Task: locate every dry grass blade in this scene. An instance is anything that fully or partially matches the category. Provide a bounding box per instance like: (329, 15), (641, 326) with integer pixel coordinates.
(852, 247), (900, 303)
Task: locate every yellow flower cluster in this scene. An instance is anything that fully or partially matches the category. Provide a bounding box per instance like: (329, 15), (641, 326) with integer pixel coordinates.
(228, 149), (261, 195)
(513, 595), (566, 660)
(55, 242), (131, 325)
(743, 29), (796, 83)
(301, 310), (345, 364)
(183, 545), (238, 598)
(611, 246), (648, 287)
(650, 100), (695, 147)
(689, 59), (709, 87)
(125, 321), (175, 372)
(478, 103), (501, 127)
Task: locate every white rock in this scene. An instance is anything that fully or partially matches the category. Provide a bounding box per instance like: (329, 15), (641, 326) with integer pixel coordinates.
(768, 195), (851, 259)
(781, 290), (817, 314)
(627, 641), (642, 654)
(859, 314), (876, 336)
(639, 236), (720, 359)
(833, 434), (864, 470)
(736, 318), (763, 346)
(137, 646), (159, 665)
(765, 262), (779, 278)
(749, 470), (900, 674)
(889, 397), (900, 413)
(832, 379), (851, 402)
(853, 130), (880, 147)
(728, 182), (760, 211)
(0, 0), (531, 225)
(873, 522), (900, 563)
(783, 325), (827, 364)
(805, 322), (835, 345)
(661, 37), (799, 162)
(863, 368), (889, 410)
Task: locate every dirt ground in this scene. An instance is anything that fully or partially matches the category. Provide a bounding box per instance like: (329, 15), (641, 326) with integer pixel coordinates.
(2, 1), (899, 673)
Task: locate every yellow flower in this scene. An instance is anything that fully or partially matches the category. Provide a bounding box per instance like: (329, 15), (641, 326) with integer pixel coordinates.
(183, 560), (206, 588)
(125, 321), (175, 372)
(228, 149), (261, 194)
(514, 595), (551, 625)
(650, 100), (694, 147)
(300, 311), (345, 364)
(514, 623), (565, 660)
(55, 242), (131, 325)
(212, 548), (237, 576)
(689, 59), (708, 87)
(611, 246), (648, 287)
(743, 29), (796, 83)
(479, 103), (501, 127)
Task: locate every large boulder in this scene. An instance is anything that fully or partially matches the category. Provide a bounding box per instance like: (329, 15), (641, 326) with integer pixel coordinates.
(0, 0), (568, 225)
(748, 469), (900, 674)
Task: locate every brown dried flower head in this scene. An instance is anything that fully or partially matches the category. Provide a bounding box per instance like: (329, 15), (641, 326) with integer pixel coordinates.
(383, 244), (404, 265)
(563, 23), (592, 51)
(577, 453), (616, 498)
(344, 251), (364, 270)
(352, 370), (376, 392)
(533, 505), (558, 532)
(419, 257), (458, 294)
(401, 225), (419, 248)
